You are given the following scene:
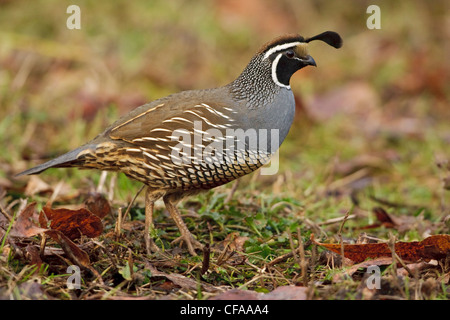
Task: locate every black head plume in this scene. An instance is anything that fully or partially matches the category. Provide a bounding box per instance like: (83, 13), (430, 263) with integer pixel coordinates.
(305, 31), (343, 49)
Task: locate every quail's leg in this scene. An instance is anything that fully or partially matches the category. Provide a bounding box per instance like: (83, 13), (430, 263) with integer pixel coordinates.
(145, 188), (163, 254)
(163, 195), (203, 256)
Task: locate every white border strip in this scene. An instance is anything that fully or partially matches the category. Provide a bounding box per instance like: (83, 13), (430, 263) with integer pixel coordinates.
(271, 53), (290, 89)
(263, 41), (302, 60)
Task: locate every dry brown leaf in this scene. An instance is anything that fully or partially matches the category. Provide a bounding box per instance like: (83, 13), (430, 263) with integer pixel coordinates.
(360, 207), (397, 230)
(312, 234), (450, 263)
(11, 204), (93, 269)
(25, 244), (43, 270)
(333, 257), (394, 282)
(42, 205), (103, 240)
(83, 192), (111, 219)
(9, 202), (103, 272)
(45, 230), (91, 268)
(221, 232), (249, 252)
(372, 207), (397, 227)
(10, 202), (47, 237)
(24, 176), (52, 196)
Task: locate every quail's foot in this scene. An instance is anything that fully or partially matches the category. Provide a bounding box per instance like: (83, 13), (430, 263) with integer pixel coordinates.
(172, 233), (203, 256)
(145, 232), (160, 254)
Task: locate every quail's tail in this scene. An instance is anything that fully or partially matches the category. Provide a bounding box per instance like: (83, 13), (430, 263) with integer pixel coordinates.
(16, 144), (95, 176)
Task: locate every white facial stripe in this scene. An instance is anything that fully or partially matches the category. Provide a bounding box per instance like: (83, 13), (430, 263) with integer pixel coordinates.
(263, 41), (302, 60)
(271, 53), (291, 89)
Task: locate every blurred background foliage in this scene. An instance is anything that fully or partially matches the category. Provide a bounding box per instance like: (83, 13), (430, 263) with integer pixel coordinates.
(0, 0), (448, 210)
(0, 1), (449, 300)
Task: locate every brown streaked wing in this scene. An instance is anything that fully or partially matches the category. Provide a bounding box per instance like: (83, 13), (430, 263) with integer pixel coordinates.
(108, 89), (237, 150)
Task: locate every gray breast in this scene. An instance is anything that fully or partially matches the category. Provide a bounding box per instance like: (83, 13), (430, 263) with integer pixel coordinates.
(234, 87), (295, 155)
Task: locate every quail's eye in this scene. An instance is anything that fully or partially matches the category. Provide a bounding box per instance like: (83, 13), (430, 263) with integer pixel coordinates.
(285, 50), (295, 59)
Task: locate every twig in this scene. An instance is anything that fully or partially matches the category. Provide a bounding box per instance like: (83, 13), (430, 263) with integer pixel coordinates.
(328, 167), (371, 191)
(267, 250), (297, 266)
(127, 248), (134, 281)
(0, 203), (12, 222)
(387, 233), (406, 299)
(224, 180), (240, 204)
(216, 238), (236, 266)
(307, 240), (318, 300)
(115, 207), (122, 239)
(318, 214), (357, 226)
(121, 185), (146, 224)
(288, 231), (302, 272)
(108, 173), (117, 202)
(338, 206), (353, 261)
(200, 243), (210, 275)
(47, 180), (64, 206)
(96, 171), (108, 194)
(297, 228), (308, 287)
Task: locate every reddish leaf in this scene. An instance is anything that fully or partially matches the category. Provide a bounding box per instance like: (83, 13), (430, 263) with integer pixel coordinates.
(360, 207), (397, 230)
(42, 205), (103, 240)
(312, 234), (450, 263)
(38, 209), (48, 228)
(373, 207), (397, 227)
(419, 234), (450, 260)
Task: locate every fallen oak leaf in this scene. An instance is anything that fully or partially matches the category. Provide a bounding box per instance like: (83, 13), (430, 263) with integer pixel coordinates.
(420, 234), (450, 260)
(312, 234), (450, 263)
(42, 205), (103, 240)
(44, 229), (103, 284)
(8, 203), (102, 283)
(24, 176), (52, 197)
(10, 202), (47, 238)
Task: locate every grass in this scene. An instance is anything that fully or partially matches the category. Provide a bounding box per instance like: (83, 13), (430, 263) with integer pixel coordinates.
(0, 0), (449, 300)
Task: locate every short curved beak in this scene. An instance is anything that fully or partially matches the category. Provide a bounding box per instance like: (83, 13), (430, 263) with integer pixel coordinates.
(301, 55), (317, 67)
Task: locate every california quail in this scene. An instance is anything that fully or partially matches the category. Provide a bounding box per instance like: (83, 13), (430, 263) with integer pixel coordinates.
(18, 31), (343, 255)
